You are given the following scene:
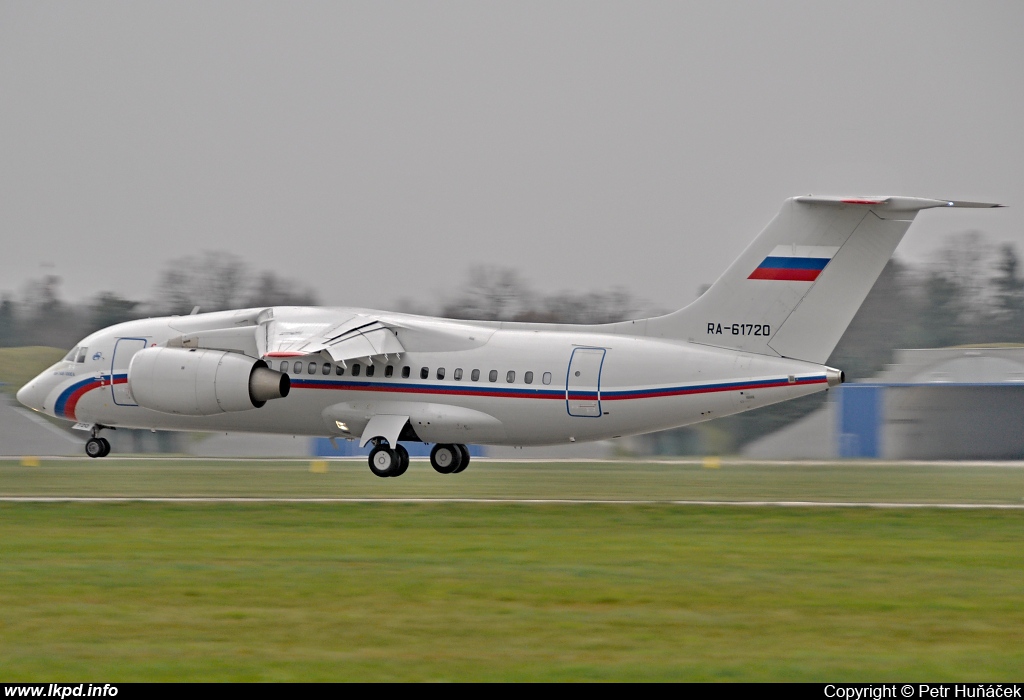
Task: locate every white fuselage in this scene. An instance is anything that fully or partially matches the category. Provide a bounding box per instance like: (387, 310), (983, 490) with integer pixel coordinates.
(19, 308), (835, 446)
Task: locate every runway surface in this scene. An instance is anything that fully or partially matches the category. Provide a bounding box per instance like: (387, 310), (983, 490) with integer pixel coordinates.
(3, 496), (1023, 509)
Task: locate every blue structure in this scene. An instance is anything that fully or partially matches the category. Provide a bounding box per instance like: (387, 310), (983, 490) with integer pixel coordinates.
(311, 439), (485, 458)
(837, 384), (882, 458)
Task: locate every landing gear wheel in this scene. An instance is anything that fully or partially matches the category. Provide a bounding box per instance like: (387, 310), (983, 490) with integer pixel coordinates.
(454, 444), (471, 473)
(368, 445), (398, 478)
(392, 444), (410, 477)
(98, 437), (111, 458)
(430, 443), (462, 474)
(85, 438), (107, 459)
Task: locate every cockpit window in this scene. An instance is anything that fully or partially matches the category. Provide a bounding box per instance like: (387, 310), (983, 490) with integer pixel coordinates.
(76, 348), (88, 363)
(64, 347), (79, 362)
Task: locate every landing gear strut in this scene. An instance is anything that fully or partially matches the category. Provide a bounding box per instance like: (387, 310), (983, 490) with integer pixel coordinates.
(430, 443), (470, 474)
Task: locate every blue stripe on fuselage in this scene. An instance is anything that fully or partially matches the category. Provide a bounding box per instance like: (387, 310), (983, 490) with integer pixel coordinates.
(288, 375), (828, 401)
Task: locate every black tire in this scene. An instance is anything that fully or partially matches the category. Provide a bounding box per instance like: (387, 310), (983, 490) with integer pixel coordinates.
(368, 445), (398, 478)
(85, 438), (105, 459)
(98, 437), (111, 458)
(454, 444), (471, 473)
(430, 443), (462, 474)
(392, 444), (410, 477)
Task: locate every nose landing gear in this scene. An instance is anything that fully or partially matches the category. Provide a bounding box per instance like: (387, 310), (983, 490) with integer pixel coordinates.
(85, 426), (112, 458)
(85, 436), (110, 458)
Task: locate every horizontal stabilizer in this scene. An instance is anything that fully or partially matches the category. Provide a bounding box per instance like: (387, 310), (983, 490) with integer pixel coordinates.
(795, 195), (1003, 211)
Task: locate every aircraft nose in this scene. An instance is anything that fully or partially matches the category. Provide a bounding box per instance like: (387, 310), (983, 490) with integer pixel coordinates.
(16, 378), (45, 411)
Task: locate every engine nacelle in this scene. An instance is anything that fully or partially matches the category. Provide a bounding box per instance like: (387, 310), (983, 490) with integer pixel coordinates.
(128, 347), (290, 416)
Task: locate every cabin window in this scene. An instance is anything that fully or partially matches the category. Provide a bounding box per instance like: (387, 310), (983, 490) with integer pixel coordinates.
(322, 363), (332, 375)
(307, 362), (317, 374)
(454, 368), (463, 380)
(352, 363), (361, 377)
(265, 361), (274, 370)
(436, 368), (445, 380)
(489, 370), (498, 382)
(336, 364), (345, 376)
(366, 364), (375, 377)
(420, 367), (429, 380)
(402, 366), (410, 379)
(385, 365), (394, 378)
(525, 371), (534, 384)
(64, 347), (79, 361)
(280, 361), (289, 373)
(471, 369), (480, 382)
(76, 348), (88, 363)
(542, 372), (552, 385)
(293, 361), (303, 374)
(506, 370), (515, 383)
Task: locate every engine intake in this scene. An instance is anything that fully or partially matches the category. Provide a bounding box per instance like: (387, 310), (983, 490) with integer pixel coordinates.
(128, 347), (290, 416)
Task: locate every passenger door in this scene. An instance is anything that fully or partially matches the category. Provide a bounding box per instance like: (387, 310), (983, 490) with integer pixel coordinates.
(566, 347), (606, 417)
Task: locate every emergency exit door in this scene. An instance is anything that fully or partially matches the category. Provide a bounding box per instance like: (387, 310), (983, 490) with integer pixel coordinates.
(566, 347), (606, 417)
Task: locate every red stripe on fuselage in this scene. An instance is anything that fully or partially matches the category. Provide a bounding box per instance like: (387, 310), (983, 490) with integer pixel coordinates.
(296, 381), (562, 400)
(61, 376), (126, 421)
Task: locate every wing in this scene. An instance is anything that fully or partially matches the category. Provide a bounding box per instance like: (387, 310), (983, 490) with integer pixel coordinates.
(264, 311), (405, 364)
(166, 307), (494, 365)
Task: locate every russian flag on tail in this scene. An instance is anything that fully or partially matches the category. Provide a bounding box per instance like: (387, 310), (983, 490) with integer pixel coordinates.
(748, 245), (840, 282)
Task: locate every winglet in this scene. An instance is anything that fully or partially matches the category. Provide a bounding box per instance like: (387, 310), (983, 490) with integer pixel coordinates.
(795, 195), (1004, 211)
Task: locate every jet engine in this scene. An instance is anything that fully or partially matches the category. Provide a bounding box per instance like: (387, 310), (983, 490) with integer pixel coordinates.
(128, 347), (290, 416)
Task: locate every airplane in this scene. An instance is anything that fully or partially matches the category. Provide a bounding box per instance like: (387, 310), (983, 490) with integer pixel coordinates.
(16, 195), (1001, 476)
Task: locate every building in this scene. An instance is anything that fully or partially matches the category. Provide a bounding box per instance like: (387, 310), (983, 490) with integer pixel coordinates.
(744, 347), (1024, 460)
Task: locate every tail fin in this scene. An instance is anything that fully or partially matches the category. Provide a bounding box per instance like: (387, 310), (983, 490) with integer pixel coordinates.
(644, 196), (1001, 364)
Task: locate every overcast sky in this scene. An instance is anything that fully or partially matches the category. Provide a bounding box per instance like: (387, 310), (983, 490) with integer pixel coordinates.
(1, 1), (1021, 312)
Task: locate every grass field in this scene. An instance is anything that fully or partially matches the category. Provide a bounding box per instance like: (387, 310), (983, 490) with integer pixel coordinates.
(0, 346), (65, 394)
(1, 460), (1023, 681)
(1, 457), (1023, 504)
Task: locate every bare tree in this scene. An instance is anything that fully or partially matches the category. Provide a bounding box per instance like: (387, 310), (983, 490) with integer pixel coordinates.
(441, 267), (535, 321)
(243, 271), (319, 308)
(439, 265), (652, 324)
(154, 251), (248, 314)
(154, 251), (318, 313)
(992, 244), (1024, 336)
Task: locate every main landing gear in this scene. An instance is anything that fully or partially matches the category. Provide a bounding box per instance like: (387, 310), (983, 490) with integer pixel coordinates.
(368, 442), (410, 478)
(85, 428), (111, 459)
(430, 443), (470, 475)
(364, 441), (471, 477)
